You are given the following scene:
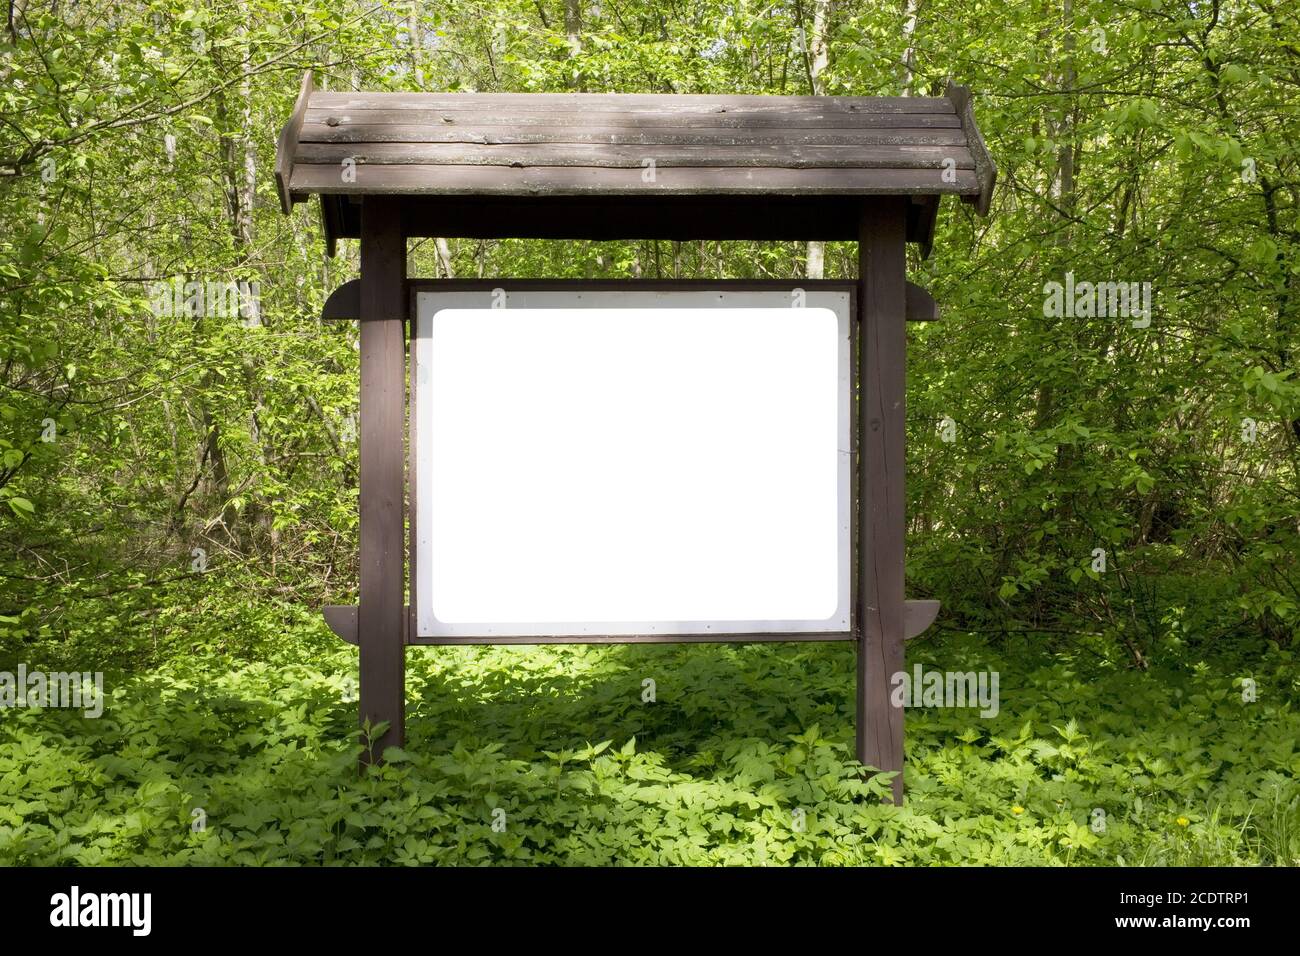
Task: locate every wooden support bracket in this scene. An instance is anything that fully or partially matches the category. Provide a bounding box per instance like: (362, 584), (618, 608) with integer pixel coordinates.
(904, 282), (939, 322)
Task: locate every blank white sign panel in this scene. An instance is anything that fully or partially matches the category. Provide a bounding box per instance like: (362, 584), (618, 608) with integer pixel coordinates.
(412, 289), (851, 637)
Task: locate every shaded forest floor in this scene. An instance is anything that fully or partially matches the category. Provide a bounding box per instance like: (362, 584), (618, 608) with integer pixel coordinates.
(1, 596), (1297, 866)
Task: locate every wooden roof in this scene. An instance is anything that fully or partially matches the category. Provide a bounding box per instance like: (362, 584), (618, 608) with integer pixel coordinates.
(275, 72), (995, 254)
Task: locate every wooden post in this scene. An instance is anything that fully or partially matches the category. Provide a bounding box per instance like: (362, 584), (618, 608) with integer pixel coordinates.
(857, 199), (907, 804)
(358, 197), (406, 760)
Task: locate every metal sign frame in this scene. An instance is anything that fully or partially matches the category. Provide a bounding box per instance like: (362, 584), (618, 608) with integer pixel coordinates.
(409, 282), (855, 642)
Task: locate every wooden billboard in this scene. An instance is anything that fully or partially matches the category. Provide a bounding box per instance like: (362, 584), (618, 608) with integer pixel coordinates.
(277, 74), (996, 803)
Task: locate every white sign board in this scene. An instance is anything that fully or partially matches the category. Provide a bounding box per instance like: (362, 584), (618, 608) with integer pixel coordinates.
(411, 287), (851, 638)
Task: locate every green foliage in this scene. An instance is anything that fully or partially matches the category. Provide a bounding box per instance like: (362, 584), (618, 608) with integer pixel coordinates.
(1, 0), (1298, 866)
(1, 602), (1297, 866)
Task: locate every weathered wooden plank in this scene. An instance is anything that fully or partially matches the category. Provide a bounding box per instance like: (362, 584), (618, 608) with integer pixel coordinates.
(304, 108), (964, 130)
(947, 81), (997, 216)
(309, 92), (958, 113)
(357, 197), (407, 762)
(857, 199), (908, 805)
(278, 78), (996, 258)
(403, 278), (860, 293)
(294, 142), (976, 170)
(323, 278), (938, 322)
(298, 144), (973, 166)
(290, 164), (980, 196)
(317, 194), (955, 243)
(300, 123), (972, 148)
(274, 71), (313, 213)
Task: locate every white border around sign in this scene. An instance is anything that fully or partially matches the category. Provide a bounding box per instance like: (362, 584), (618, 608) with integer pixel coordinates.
(411, 288), (852, 639)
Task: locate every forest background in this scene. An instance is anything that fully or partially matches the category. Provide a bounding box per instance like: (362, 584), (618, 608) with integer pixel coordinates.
(1, 0), (1297, 865)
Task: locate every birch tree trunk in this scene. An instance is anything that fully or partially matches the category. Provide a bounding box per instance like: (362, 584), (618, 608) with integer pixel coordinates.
(565, 0), (582, 56)
(805, 0), (831, 279)
(407, 1), (426, 88)
(565, 0), (582, 88)
(407, 4), (453, 276)
(901, 0), (919, 96)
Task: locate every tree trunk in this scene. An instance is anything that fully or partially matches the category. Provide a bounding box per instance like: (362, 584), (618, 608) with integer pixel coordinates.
(901, 0), (920, 96)
(407, 2), (426, 87)
(805, 0), (831, 279)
